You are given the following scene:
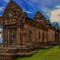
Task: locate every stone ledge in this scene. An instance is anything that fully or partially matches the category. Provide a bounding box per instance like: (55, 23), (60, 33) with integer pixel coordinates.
(16, 51), (37, 56)
(0, 53), (16, 60)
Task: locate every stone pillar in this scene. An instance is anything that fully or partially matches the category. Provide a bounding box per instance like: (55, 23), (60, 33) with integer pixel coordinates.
(38, 29), (40, 43)
(40, 29), (43, 42)
(3, 28), (8, 47)
(34, 29), (36, 43)
(38, 29), (41, 42)
(22, 29), (26, 44)
(31, 28), (36, 43)
(34, 28), (37, 43)
(3, 28), (6, 47)
(46, 32), (48, 42)
(13, 29), (17, 46)
(44, 30), (47, 43)
(6, 28), (8, 47)
(35, 28), (39, 43)
(17, 28), (21, 45)
(7, 29), (10, 46)
(49, 29), (52, 42)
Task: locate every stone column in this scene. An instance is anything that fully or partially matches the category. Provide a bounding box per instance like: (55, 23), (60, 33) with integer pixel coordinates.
(13, 29), (17, 46)
(3, 28), (6, 47)
(46, 32), (48, 42)
(3, 28), (8, 47)
(35, 28), (39, 43)
(40, 29), (42, 42)
(17, 28), (21, 45)
(44, 30), (47, 43)
(35, 27), (37, 43)
(7, 29), (10, 46)
(31, 28), (35, 43)
(6, 28), (8, 47)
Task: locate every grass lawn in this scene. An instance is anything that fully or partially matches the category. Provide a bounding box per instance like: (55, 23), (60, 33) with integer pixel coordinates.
(16, 46), (60, 60)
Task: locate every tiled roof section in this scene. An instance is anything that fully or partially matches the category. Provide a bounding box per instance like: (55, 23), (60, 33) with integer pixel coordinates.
(33, 11), (51, 27)
(26, 17), (48, 30)
(44, 20), (50, 25)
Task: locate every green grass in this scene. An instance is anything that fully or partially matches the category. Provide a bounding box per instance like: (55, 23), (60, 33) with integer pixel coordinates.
(16, 46), (60, 60)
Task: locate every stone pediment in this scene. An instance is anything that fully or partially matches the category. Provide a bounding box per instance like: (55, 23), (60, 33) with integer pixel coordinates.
(2, 0), (28, 25)
(2, 0), (23, 21)
(34, 10), (45, 20)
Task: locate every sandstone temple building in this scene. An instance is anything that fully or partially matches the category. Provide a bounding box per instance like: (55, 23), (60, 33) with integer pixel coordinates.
(0, 0), (60, 60)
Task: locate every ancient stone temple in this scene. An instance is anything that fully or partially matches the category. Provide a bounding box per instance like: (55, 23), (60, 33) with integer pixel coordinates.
(0, 0), (60, 60)
(0, 0), (37, 60)
(2, 0), (39, 49)
(2, 0), (26, 47)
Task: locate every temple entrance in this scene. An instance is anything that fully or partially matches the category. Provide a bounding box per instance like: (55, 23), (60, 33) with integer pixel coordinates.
(7, 29), (17, 46)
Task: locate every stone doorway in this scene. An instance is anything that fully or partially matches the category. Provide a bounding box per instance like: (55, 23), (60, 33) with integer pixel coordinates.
(7, 29), (17, 46)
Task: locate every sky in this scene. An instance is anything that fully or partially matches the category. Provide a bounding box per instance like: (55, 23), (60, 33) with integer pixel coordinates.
(0, 0), (60, 43)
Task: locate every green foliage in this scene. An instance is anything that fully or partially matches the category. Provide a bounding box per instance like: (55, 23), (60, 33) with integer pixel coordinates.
(16, 46), (60, 60)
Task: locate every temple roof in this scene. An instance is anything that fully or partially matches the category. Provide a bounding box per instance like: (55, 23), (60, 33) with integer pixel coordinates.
(1, 0), (58, 30)
(34, 10), (46, 20)
(3, 0), (23, 16)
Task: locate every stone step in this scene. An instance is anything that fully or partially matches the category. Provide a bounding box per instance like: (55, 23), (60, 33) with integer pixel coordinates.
(0, 53), (16, 60)
(0, 49), (8, 53)
(0, 47), (17, 53)
(16, 50), (37, 56)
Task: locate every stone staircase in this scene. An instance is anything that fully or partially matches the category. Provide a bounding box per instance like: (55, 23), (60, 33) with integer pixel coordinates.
(0, 47), (8, 53)
(0, 47), (17, 60)
(0, 46), (37, 60)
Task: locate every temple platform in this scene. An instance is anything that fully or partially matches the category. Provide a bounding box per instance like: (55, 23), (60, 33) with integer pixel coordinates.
(0, 46), (37, 60)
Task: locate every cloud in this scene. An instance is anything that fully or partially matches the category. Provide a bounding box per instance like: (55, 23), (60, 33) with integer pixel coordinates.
(43, 8), (51, 15)
(0, 29), (2, 38)
(50, 9), (60, 23)
(0, 7), (5, 12)
(26, 11), (32, 14)
(4, 0), (10, 2)
(42, 5), (60, 24)
(42, 8), (51, 19)
(42, 6), (60, 26)
(23, 10), (32, 14)
(23, 0), (38, 3)
(56, 5), (60, 9)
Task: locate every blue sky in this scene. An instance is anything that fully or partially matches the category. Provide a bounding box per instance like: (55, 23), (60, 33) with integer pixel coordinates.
(0, 0), (60, 27)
